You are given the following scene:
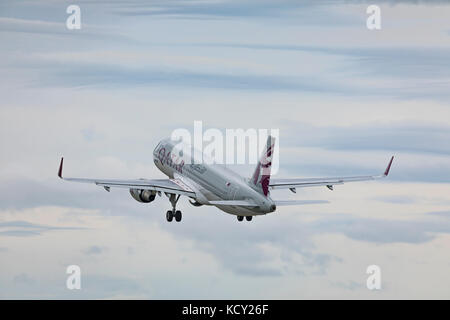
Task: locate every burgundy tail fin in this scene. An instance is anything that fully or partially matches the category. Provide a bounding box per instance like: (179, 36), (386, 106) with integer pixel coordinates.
(250, 136), (275, 197)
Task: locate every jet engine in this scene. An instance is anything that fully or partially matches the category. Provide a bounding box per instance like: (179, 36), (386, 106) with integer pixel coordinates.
(130, 189), (156, 203)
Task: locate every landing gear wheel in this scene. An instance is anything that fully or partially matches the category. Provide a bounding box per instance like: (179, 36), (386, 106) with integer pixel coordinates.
(175, 210), (182, 222)
(165, 193), (181, 222)
(166, 210), (173, 222)
(245, 216), (253, 221)
(237, 216), (244, 222)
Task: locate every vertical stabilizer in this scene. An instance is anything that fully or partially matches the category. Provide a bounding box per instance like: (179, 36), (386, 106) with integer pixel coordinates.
(250, 135), (275, 196)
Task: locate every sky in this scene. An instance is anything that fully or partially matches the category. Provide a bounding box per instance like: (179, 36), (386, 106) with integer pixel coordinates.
(0, 0), (450, 299)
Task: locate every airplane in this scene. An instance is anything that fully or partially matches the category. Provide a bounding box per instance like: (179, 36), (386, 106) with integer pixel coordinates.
(57, 136), (394, 222)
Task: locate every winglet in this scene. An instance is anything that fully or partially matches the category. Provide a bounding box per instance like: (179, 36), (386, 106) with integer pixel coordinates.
(384, 156), (394, 176)
(58, 157), (64, 179)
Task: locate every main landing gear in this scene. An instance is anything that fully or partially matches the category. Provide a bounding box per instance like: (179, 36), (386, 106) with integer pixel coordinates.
(166, 210), (182, 222)
(166, 193), (182, 222)
(237, 215), (253, 222)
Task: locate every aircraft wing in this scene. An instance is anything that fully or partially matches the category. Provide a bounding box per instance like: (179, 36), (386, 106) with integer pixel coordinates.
(57, 158), (195, 197)
(270, 156), (394, 190)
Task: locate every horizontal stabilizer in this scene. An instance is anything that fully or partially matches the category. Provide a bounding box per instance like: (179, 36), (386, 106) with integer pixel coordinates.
(273, 200), (329, 206)
(209, 200), (257, 207)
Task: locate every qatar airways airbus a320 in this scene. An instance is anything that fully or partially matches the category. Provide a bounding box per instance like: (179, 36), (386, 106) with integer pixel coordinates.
(58, 136), (393, 222)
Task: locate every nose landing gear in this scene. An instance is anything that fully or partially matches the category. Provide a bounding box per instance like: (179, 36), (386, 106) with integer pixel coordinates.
(166, 193), (182, 222)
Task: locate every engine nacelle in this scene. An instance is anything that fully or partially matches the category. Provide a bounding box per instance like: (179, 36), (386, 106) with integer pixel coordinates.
(129, 189), (156, 203)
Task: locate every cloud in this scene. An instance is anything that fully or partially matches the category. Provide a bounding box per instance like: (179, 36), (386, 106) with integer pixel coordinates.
(180, 43), (450, 101)
(310, 213), (450, 244)
(0, 178), (135, 212)
(6, 44), (448, 100)
(40, 63), (309, 91)
(161, 214), (342, 277)
(159, 208), (450, 279)
(83, 245), (107, 255)
(149, 207), (450, 280)
(109, 0), (450, 20)
(330, 280), (364, 291)
(13, 273), (36, 286)
(0, 17), (66, 35)
(0, 220), (84, 237)
(372, 195), (417, 204)
(195, 43), (450, 79)
(428, 211), (450, 217)
(2, 2), (450, 100)
(279, 122), (450, 183)
(10, 49), (448, 100)
(0, 16), (132, 43)
(110, 0), (320, 19)
(284, 123), (450, 155)
(78, 275), (143, 299)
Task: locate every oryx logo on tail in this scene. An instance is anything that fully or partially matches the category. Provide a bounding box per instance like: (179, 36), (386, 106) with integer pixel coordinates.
(250, 136), (275, 196)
